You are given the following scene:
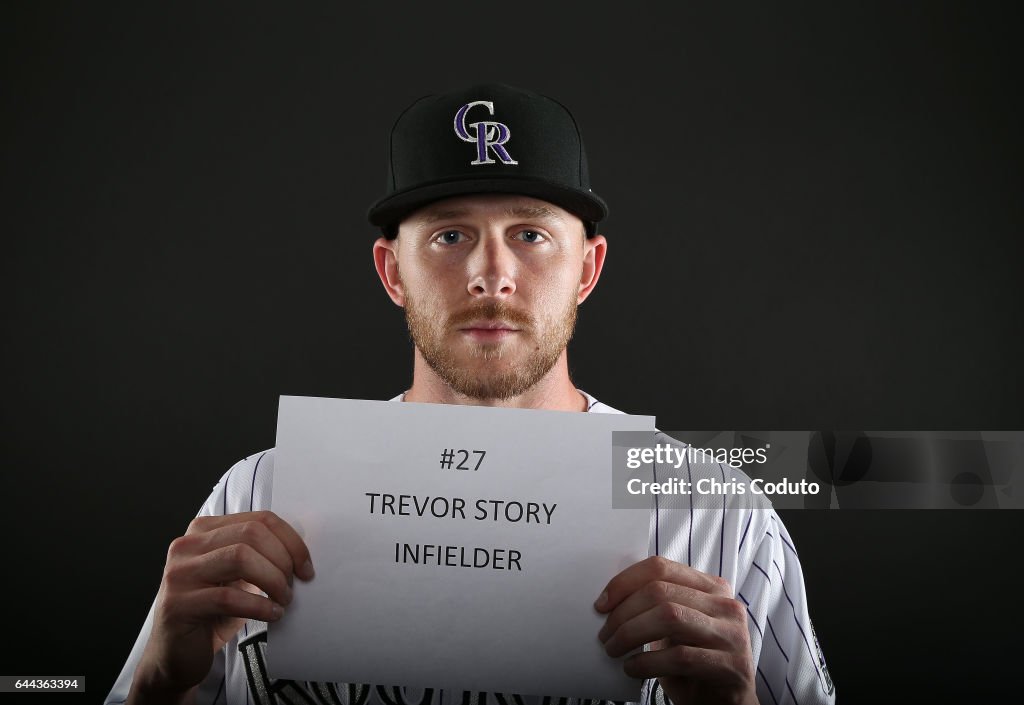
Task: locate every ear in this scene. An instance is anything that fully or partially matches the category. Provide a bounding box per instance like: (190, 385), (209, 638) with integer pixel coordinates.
(577, 234), (607, 304)
(373, 236), (406, 307)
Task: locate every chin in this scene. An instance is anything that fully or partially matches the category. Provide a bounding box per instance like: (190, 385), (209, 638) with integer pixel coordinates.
(457, 339), (517, 360)
(462, 352), (517, 371)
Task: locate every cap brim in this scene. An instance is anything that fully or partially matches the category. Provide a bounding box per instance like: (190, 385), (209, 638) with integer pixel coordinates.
(367, 175), (608, 232)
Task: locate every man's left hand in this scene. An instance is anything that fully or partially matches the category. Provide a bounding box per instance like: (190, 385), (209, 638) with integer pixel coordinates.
(595, 556), (758, 705)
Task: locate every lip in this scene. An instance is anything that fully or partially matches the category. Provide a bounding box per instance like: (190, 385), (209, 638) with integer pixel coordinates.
(458, 320), (522, 332)
(458, 320), (521, 342)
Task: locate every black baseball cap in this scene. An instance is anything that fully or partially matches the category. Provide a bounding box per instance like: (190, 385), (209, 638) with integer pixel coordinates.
(367, 83), (608, 237)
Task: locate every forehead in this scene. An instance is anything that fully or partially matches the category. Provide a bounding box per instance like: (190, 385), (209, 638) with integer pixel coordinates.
(401, 193), (580, 230)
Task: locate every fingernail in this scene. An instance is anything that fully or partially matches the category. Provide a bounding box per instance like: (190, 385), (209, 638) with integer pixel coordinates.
(594, 591), (608, 610)
(597, 623), (610, 643)
(301, 559), (315, 580)
(270, 602), (283, 619)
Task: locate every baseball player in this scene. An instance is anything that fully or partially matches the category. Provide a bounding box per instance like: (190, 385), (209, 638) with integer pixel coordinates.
(107, 84), (835, 705)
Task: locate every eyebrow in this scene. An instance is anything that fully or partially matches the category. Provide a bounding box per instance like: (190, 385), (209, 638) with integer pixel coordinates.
(416, 208), (471, 225)
(413, 205), (566, 225)
(502, 205), (565, 222)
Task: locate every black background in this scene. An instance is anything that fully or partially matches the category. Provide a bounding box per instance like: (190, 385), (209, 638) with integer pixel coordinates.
(3, 2), (1022, 702)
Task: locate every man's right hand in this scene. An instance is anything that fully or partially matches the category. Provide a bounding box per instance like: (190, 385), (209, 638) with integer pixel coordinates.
(127, 511), (315, 705)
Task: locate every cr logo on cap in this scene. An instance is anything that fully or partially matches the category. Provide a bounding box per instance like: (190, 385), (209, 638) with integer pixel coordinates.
(453, 101), (519, 166)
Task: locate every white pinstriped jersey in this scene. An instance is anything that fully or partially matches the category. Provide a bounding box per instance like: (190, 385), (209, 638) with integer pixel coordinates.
(108, 391), (834, 705)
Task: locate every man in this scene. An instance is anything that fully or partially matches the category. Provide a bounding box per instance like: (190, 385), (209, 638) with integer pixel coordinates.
(108, 84), (834, 705)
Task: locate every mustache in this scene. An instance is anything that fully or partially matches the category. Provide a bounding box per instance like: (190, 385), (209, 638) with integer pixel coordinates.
(447, 301), (533, 328)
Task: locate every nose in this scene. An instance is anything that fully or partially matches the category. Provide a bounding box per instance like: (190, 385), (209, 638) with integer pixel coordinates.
(467, 235), (517, 298)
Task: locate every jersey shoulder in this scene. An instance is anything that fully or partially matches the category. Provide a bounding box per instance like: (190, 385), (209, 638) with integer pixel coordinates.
(200, 449), (277, 517)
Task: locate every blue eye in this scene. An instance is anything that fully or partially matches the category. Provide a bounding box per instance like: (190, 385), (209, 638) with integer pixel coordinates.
(437, 230), (464, 244)
(517, 230), (544, 243)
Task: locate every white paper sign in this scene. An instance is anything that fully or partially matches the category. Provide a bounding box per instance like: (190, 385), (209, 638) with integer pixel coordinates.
(268, 396), (655, 701)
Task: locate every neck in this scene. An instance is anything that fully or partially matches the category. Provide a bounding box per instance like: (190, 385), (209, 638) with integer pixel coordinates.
(403, 349), (588, 412)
